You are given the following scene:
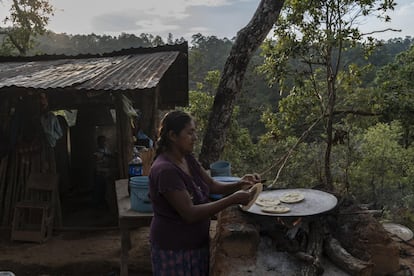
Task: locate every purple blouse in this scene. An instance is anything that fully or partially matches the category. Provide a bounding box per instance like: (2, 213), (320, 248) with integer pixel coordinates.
(149, 153), (210, 250)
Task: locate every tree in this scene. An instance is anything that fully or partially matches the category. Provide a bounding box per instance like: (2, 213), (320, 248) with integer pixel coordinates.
(198, 0), (286, 168)
(184, 75), (259, 176)
(375, 45), (414, 147)
(350, 121), (410, 208)
(0, 0), (54, 56)
(258, 0), (396, 190)
(188, 34), (233, 89)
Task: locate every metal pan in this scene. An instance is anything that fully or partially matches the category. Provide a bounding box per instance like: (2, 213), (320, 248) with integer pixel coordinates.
(241, 188), (338, 217)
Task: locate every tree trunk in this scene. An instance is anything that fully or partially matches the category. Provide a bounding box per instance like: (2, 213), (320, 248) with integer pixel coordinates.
(324, 86), (334, 191)
(198, 0), (285, 168)
(324, 64), (335, 191)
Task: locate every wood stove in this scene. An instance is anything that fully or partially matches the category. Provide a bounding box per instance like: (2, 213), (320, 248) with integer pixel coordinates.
(210, 189), (400, 276)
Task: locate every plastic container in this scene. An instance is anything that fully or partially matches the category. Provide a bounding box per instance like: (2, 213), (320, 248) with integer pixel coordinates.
(129, 176), (152, 212)
(128, 147), (143, 195)
(128, 148), (143, 177)
(210, 160), (231, 177)
(0, 272), (15, 276)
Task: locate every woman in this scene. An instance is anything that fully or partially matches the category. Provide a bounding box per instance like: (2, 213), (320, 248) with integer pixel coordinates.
(149, 110), (260, 275)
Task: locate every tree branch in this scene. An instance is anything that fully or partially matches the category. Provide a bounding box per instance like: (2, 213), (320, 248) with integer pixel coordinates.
(362, 28), (401, 36)
(268, 115), (323, 187)
(331, 110), (381, 116)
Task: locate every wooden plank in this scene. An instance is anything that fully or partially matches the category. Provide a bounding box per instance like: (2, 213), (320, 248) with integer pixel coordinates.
(0, 155), (9, 222)
(115, 95), (133, 179)
(2, 152), (17, 226)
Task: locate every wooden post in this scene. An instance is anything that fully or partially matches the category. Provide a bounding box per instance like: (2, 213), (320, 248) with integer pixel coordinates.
(115, 94), (133, 179)
(152, 86), (160, 141)
(140, 88), (158, 143)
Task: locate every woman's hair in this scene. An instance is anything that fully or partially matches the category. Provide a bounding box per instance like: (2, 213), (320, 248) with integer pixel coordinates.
(155, 110), (193, 156)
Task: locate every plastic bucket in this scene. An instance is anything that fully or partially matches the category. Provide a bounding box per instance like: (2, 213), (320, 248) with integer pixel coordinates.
(129, 176), (152, 212)
(210, 160), (231, 177)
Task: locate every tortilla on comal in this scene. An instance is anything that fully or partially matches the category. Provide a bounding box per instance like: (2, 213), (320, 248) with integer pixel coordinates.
(255, 196), (281, 207)
(261, 205), (290, 214)
(279, 192), (304, 203)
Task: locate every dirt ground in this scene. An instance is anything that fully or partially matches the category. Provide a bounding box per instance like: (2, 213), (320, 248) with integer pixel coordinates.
(0, 227), (152, 276)
(0, 184), (153, 276)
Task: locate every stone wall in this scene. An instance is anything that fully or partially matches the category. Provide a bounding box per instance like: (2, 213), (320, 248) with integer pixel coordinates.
(210, 206), (260, 276)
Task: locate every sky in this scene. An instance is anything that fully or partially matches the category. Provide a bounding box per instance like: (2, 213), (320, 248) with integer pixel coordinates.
(1, 0), (413, 42)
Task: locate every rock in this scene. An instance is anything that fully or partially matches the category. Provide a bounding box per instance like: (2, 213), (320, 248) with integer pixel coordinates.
(334, 202), (400, 275)
(210, 206), (260, 275)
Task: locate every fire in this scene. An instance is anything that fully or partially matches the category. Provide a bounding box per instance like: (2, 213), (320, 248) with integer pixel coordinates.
(276, 217), (304, 240)
(277, 217), (303, 228)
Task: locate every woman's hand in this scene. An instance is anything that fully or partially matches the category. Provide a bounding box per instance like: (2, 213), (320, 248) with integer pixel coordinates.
(239, 173), (261, 190)
(231, 189), (255, 205)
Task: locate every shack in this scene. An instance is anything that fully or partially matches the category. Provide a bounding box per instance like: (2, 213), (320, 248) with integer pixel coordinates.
(0, 42), (188, 232)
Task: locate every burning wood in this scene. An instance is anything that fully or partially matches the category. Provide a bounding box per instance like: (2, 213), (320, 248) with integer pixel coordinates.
(277, 217), (302, 228)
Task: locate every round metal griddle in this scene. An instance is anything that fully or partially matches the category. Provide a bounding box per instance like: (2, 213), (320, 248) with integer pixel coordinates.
(241, 188), (338, 217)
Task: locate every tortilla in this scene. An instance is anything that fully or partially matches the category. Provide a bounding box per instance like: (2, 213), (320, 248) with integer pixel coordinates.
(279, 192), (304, 203)
(261, 205), (290, 214)
(240, 183), (263, 211)
(255, 196), (281, 207)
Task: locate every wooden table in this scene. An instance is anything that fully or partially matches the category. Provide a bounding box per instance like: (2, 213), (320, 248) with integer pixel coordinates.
(115, 179), (153, 276)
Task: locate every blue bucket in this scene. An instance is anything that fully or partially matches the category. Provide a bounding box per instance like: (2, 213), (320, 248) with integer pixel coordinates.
(129, 176), (152, 213)
(210, 160), (231, 177)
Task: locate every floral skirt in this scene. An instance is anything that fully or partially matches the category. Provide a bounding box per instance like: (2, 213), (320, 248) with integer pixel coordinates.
(150, 244), (209, 276)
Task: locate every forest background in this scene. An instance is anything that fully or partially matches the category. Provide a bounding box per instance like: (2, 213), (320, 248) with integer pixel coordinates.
(1, 1), (414, 229)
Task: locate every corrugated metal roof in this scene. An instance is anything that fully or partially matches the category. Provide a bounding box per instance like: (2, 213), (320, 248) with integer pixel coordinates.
(0, 51), (179, 90)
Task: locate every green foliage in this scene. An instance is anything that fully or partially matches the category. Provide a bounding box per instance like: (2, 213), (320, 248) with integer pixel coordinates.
(266, 139), (325, 188)
(276, 81), (323, 135)
(28, 31), (171, 55)
(189, 34), (233, 89)
(349, 122), (413, 208)
(375, 45), (414, 147)
(182, 72), (261, 176)
(1, 0), (54, 55)
(260, 0), (396, 93)
(184, 90), (214, 156)
(0, 34), (15, 55)
(257, 0), (397, 190)
(187, 33), (282, 142)
(195, 70), (221, 96)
